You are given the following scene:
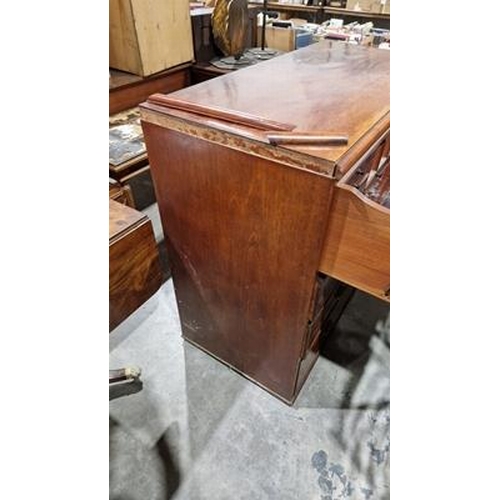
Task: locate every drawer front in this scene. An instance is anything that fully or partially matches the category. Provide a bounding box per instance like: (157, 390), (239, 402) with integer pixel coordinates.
(319, 133), (390, 301)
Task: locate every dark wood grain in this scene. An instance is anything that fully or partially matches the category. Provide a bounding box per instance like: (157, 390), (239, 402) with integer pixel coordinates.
(140, 41), (390, 402)
(143, 122), (334, 403)
(109, 199), (162, 331)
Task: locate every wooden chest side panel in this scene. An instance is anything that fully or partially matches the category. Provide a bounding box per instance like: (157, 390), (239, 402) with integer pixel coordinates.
(143, 123), (333, 402)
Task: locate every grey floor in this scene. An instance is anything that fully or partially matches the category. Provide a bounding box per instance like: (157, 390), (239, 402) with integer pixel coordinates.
(110, 174), (390, 500)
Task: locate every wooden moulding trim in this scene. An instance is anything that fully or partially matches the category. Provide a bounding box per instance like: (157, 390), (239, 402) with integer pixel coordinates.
(334, 113), (390, 180)
(140, 104), (336, 177)
(266, 132), (349, 146)
(328, 271), (390, 303)
(109, 218), (147, 246)
(147, 94), (297, 132)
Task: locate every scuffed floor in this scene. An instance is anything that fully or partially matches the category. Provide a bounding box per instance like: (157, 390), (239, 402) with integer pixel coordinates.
(109, 279), (389, 500)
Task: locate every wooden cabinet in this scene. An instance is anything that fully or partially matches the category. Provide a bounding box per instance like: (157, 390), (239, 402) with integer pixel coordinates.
(140, 41), (389, 403)
(109, 0), (194, 76)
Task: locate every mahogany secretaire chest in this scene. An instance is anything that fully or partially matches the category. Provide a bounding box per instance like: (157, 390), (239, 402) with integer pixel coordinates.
(140, 41), (390, 403)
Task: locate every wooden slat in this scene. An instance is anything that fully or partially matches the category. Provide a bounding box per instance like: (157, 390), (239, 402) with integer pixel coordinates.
(147, 94), (297, 132)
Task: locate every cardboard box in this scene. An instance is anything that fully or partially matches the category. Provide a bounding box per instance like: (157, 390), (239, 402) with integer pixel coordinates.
(258, 26), (296, 52)
(109, 0), (194, 76)
(257, 26), (295, 52)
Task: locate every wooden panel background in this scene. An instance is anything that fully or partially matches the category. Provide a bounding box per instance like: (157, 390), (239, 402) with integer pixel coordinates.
(110, 0), (194, 76)
(109, 0), (142, 75)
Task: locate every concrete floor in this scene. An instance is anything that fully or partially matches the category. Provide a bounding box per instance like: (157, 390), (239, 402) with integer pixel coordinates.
(110, 172), (389, 499)
(109, 276), (390, 500)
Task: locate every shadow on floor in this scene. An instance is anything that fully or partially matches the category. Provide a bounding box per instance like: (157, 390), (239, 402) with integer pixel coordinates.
(109, 417), (182, 500)
(320, 289), (389, 408)
(308, 290), (390, 499)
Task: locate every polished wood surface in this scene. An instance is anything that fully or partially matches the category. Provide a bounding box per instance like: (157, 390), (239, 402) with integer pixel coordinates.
(148, 94), (296, 131)
(142, 122), (333, 402)
(140, 42), (389, 402)
(109, 199), (162, 331)
(142, 41), (389, 167)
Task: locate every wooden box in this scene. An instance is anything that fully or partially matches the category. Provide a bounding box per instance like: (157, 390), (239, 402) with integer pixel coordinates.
(257, 26), (295, 52)
(109, 0), (194, 77)
(140, 42), (389, 403)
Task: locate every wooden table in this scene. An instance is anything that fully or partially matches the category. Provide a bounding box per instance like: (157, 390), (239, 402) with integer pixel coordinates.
(109, 199), (163, 331)
(140, 41), (390, 403)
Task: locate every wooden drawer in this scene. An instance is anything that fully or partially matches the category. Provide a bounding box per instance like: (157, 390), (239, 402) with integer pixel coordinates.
(109, 199), (162, 331)
(319, 133), (390, 301)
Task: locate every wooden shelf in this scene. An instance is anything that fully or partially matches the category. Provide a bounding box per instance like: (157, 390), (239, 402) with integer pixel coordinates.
(249, 2), (390, 28)
(259, 2), (320, 13)
(250, 2), (323, 23)
(324, 7), (389, 20)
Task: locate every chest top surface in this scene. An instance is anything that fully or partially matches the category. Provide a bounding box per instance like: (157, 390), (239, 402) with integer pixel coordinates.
(141, 41), (389, 169)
